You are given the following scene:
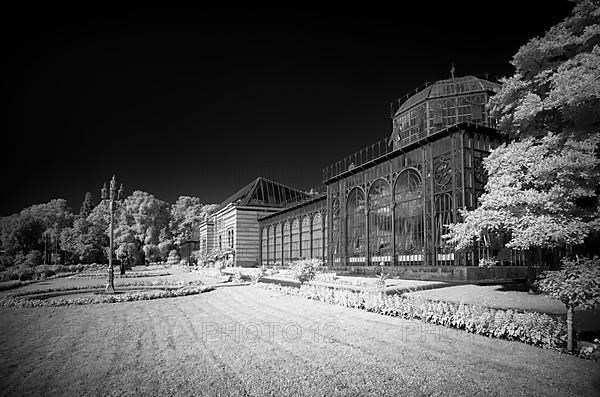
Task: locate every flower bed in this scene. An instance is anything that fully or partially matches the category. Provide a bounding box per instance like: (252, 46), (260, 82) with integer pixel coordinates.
(1, 285), (214, 308)
(256, 283), (567, 350)
(71, 272), (171, 279)
(6, 279), (206, 298)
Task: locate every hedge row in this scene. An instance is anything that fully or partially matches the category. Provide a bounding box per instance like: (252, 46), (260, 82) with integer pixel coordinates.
(0, 264), (97, 282)
(1, 285), (214, 308)
(256, 283), (567, 350)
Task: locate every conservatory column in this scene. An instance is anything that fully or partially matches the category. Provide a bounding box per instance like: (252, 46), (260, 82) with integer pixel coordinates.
(391, 202), (397, 266)
(365, 207), (370, 266)
(258, 225), (263, 266)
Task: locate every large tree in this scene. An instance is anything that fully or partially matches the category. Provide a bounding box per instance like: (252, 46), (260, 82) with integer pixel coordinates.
(169, 196), (218, 245)
(446, 0), (600, 253)
(0, 199), (74, 261)
(60, 217), (108, 264)
(88, 190), (171, 265)
(79, 192), (94, 218)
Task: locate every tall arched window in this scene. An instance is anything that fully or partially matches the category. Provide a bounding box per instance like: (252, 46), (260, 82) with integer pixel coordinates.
(394, 169), (424, 264)
(331, 199), (340, 263)
(282, 221), (290, 264)
(274, 223), (282, 265)
(261, 228), (267, 266)
(346, 188), (366, 263)
(368, 179), (392, 260)
(311, 213), (322, 259)
(301, 216), (311, 258)
(268, 225), (274, 265)
(291, 218), (300, 260)
(434, 193), (453, 250)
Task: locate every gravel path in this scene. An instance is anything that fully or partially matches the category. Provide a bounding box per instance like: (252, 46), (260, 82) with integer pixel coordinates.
(1, 286), (598, 396)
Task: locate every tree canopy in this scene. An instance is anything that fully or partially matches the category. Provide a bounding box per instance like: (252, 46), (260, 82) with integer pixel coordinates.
(447, 0), (600, 252)
(489, 0), (600, 139)
(169, 196), (218, 245)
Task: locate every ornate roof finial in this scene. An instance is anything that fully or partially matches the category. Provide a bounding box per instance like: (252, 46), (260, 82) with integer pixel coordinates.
(450, 63), (455, 79)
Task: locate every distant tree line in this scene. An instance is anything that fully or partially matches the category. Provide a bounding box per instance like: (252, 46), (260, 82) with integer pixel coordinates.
(0, 192), (218, 268)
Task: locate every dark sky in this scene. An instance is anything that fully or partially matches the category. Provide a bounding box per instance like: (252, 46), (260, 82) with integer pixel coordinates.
(2, 2), (573, 216)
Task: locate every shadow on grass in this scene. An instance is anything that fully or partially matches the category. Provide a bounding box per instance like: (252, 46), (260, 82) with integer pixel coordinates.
(494, 281), (531, 292)
(385, 282), (455, 296)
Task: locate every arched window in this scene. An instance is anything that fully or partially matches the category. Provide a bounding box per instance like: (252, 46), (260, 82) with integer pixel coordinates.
(261, 228), (267, 266)
(291, 218), (300, 261)
(274, 223), (282, 265)
(311, 213), (322, 259)
(368, 179), (392, 260)
(434, 193), (453, 249)
(331, 199), (340, 263)
(268, 225), (274, 266)
(282, 221), (290, 264)
(346, 188), (366, 263)
(394, 169), (424, 264)
(301, 216), (311, 258)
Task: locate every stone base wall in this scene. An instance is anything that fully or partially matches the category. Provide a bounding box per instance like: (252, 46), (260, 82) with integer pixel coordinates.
(267, 264), (530, 282)
(328, 265), (529, 282)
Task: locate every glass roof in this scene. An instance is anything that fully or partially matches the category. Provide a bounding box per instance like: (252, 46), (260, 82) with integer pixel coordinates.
(394, 75), (500, 116)
(219, 177), (312, 209)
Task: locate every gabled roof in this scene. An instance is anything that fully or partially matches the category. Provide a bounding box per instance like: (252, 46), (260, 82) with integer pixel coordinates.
(218, 177), (312, 210)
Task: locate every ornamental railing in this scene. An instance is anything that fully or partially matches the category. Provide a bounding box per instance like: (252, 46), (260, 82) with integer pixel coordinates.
(322, 119), (497, 182)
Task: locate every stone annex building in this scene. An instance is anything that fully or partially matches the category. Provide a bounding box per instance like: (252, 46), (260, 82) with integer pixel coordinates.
(189, 75), (530, 281)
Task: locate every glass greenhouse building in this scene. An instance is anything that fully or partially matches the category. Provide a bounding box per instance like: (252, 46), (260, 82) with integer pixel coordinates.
(258, 75), (529, 281)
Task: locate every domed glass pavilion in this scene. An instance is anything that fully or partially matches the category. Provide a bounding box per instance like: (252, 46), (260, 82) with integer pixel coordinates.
(259, 75), (528, 281)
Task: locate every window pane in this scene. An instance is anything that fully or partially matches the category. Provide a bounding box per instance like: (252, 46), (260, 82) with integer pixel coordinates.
(394, 170), (424, 264)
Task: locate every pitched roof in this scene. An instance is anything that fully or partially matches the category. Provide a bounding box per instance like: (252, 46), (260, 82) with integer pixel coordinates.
(218, 177), (312, 209)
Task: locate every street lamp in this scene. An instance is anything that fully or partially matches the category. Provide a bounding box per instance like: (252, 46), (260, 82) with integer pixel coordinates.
(101, 175), (124, 294)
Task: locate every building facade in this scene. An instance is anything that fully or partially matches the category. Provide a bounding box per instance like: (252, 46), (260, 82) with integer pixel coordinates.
(257, 75), (529, 281)
(194, 177), (314, 267)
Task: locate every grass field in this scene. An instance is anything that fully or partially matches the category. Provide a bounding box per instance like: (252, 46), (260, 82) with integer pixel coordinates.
(1, 285), (599, 396)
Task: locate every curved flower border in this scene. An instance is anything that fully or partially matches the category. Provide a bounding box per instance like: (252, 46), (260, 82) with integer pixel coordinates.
(1, 285), (214, 308)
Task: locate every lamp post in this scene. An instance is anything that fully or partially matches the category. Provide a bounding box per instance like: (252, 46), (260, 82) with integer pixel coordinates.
(101, 175), (124, 294)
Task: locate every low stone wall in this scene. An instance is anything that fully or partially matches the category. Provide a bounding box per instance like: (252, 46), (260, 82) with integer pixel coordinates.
(264, 264), (529, 282)
(327, 265), (528, 282)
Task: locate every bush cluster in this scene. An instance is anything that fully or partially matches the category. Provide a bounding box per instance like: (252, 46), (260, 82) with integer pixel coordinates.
(0, 264), (88, 282)
(256, 283), (567, 350)
(291, 259), (321, 284)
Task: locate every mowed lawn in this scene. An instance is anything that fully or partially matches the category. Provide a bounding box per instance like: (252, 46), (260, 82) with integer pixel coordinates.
(1, 286), (599, 396)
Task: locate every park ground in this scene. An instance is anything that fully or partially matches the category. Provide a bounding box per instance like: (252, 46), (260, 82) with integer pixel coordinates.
(1, 268), (599, 396)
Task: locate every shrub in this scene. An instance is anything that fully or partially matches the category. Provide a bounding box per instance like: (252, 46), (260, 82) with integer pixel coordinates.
(0, 254), (14, 268)
(291, 259), (321, 284)
(166, 250), (180, 266)
(34, 265), (56, 279)
(249, 266), (266, 285)
(232, 270), (244, 283)
(375, 266), (389, 290)
(17, 266), (36, 281)
(478, 258), (498, 268)
(13, 253), (26, 267)
(314, 271), (338, 283)
(535, 256), (600, 352)
(24, 250), (43, 267)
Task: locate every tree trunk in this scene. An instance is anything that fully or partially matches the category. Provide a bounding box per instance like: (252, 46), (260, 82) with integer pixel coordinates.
(566, 304), (574, 353)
